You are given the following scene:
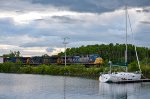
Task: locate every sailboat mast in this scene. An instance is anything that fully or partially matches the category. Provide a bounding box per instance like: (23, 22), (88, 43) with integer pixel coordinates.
(125, 5), (128, 71)
(126, 5), (142, 73)
(125, 5), (128, 64)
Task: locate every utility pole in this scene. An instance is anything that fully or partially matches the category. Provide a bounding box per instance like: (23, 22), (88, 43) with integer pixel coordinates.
(63, 37), (69, 66)
(63, 37), (69, 99)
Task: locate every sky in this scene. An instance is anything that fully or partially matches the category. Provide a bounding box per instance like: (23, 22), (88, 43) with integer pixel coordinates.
(0, 0), (149, 57)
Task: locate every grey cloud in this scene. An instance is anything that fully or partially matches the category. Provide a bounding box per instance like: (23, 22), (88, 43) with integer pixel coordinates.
(0, 0), (149, 57)
(0, 17), (62, 37)
(140, 21), (150, 24)
(0, 18), (37, 37)
(20, 42), (48, 47)
(31, 0), (150, 13)
(46, 47), (55, 52)
(0, 16), (78, 42)
(0, 0), (149, 14)
(34, 16), (82, 24)
(142, 8), (150, 13)
(136, 8), (150, 13)
(0, 18), (26, 37)
(20, 36), (63, 48)
(52, 16), (84, 24)
(0, 18), (14, 32)
(134, 23), (150, 46)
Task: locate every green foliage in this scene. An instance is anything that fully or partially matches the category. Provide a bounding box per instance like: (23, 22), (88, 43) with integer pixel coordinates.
(127, 61), (150, 78)
(128, 61), (140, 72)
(15, 60), (23, 67)
(141, 65), (150, 78)
(0, 62), (20, 73)
(3, 50), (21, 58)
(0, 63), (105, 78)
(58, 43), (150, 65)
(18, 66), (33, 74)
(0, 61), (150, 78)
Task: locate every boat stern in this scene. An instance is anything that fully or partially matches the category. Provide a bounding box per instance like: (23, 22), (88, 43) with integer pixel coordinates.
(99, 74), (112, 83)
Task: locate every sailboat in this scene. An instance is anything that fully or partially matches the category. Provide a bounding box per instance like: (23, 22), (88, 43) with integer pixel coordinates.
(99, 6), (142, 83)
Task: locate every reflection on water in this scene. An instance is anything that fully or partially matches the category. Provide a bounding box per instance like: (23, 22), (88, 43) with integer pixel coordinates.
(0, 73), (150, 99)
(99, 82), (150, 99)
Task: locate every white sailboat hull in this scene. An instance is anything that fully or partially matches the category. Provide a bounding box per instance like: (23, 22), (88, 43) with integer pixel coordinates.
(99, 72), (141, 83)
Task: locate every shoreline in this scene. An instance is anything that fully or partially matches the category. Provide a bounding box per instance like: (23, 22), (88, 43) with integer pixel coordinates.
(0, 62), (150, 79)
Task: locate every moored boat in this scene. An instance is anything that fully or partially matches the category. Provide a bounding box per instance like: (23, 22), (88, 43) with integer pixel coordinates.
(99, 5), (142, 83)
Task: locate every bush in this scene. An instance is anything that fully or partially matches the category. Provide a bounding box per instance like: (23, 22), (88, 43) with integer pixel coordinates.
(141, 65), (150, 78)
(128, 61), (140, 72)
(0, 63), (106, 78)
(18, 66), (33, 74)
(0, 62), (15, 73)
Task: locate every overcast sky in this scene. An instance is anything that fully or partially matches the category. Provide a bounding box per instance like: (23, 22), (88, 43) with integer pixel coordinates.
(0, 0), (149, 56)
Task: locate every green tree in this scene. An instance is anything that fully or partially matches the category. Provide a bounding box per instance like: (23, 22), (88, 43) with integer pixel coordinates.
(3, 50), (21, 58)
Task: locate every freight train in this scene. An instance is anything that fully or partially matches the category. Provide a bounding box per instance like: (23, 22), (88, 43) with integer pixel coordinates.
(0, 54), (103, 67)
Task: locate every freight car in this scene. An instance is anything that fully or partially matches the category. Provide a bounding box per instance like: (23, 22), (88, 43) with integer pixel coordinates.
(1, 54), (103, 67)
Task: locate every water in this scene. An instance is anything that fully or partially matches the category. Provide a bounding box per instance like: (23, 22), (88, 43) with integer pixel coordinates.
(0, 73), (150, 99)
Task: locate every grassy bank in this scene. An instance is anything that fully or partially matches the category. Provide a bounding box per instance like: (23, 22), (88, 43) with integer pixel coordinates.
(0, 62), (150, 79)
(0, 62), (104, 78)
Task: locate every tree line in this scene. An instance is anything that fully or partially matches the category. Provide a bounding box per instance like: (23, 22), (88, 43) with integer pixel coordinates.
(58, 43), (150, 64)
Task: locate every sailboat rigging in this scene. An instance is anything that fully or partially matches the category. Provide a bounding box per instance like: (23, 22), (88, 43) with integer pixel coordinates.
(99, 5), (142, 83)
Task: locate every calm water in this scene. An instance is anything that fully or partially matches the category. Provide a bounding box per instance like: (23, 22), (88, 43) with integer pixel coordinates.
(0, 73), (150, 99)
